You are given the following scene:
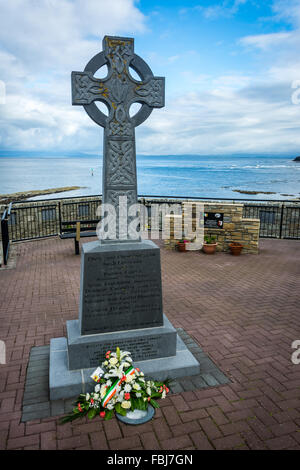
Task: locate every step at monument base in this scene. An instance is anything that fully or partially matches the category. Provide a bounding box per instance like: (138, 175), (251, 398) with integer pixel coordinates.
(49, 326), (200, 400)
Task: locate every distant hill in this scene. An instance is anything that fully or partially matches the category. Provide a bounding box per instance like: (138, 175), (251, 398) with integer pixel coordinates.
(293, 156), (300, 161)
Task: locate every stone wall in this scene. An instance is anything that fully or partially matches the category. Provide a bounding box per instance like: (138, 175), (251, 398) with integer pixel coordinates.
(164, 202), (260, 254)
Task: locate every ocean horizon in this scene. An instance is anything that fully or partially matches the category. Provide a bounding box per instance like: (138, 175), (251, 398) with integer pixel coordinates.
(0, 152), (300, 201)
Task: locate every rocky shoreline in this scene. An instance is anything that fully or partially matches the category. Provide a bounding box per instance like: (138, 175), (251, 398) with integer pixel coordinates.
(0, 186), (83, 204)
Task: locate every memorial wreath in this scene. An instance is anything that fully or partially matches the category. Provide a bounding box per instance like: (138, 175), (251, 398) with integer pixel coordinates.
(59, 347), (170, 423)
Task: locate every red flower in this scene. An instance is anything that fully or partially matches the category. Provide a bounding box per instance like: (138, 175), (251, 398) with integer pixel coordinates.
(125, 393), (130, 400)
(147, 397), (151, 402)
(90, 398), (94, 404)
(77, 403), (83, 412)
(99, 411), (105, 418)
(165, 387), (169, 393)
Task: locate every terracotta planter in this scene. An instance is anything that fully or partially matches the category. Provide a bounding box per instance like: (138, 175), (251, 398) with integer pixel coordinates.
(202, 243), (217, 254)
(177, 242), (186, 252)
(229, 243), (243, 256)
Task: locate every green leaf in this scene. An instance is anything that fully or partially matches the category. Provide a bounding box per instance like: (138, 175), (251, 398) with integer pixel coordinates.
(104, 409), (114, 420)
(115, 403), (122, 414)
(150, 399), (160, 409)
(118, 406), (127, 416)
(88, 408), (98, 419)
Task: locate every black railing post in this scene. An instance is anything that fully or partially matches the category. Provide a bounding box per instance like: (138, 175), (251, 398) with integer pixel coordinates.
(279, 203), (285, 239)
(1, 204), (10, 265)
(58, 201), (62, 235)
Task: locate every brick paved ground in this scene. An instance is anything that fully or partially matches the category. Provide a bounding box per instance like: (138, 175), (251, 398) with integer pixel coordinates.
(0, 237), (299, 450)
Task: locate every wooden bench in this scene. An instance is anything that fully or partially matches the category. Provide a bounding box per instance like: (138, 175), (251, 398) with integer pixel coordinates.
(60, 219), (99, 254)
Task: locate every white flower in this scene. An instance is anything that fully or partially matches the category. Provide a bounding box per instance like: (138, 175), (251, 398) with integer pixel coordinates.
(162, 390), (166, 399)
(85, 393), (90, 401)
(103, 361), (108, 366)
(106, 380), (112, 386)
(124, 384), (132, 392)
(121, 401), (131, 409)
(106, 403), (114, 410)
(132, 383), (141, 391)
(93, 393), (99, 400)
(123, 362), (130, 368)
(136, 392), (142, 398)
(126, 374), (134, 383)
(109, 357), (118, 365)
(94, 384), (100, 392)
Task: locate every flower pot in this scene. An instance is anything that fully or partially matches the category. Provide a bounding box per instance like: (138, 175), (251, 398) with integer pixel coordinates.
(116, 405), (155, 425)
(177, 242), (186, 252)
(202, 243), (217, 254)
(229, 243), (243, 256)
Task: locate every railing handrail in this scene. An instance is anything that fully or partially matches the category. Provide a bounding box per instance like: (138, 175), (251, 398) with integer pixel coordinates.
(9, 193), (300, 204)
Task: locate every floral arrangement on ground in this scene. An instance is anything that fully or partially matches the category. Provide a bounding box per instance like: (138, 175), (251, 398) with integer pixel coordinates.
(59, 347), (171, 423)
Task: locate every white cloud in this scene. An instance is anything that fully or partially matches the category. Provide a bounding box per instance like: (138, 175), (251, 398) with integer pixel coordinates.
(239, 31), (293, 50)
(0, 0), (147, 151)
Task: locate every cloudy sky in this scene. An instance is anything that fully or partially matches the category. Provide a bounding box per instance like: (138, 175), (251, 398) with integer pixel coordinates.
(1, 0), (300, 155)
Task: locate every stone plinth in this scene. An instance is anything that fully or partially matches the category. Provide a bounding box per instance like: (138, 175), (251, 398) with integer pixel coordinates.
(49, 239), (201, 400)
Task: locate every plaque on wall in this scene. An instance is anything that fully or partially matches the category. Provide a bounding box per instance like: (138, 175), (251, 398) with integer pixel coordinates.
(204, 212), (224, 229)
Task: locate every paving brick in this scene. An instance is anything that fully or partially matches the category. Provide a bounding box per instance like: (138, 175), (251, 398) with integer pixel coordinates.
(109, 435), (141, 450)
(171, 420), (201, 437)
(207, 406), (229, 425)
(269, 422), (299, 437)
(213, 434), (246, 450)
(140, 431), (161, 450)
(265, 435), (298, 450)
(180, 408), (209, 423)
(7, 434), (40, 450)
(41, 431), (57, 450)
(162, 406), (182, 426)
(199, 417), (222, 440)
(89, 431), (109, 450)
(57, 434), (89, 450)
(190, 431), (214, 450)
(169, 395), (190, 412)
(153, 417), (172, 441)
(160, 435), (193, 450)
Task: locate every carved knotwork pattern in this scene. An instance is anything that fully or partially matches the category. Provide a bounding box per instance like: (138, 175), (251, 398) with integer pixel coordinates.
(73, 73), (108, 104)
(106, 190), (136, 208)
(107, 141), (135, 186)
(135, 79), (164, 107)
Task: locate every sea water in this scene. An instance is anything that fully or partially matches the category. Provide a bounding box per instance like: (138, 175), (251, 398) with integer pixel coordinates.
(0, 152), (299, 201)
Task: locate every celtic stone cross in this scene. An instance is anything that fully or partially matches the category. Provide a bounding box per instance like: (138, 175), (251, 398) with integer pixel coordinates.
(72, 36), (165, 241)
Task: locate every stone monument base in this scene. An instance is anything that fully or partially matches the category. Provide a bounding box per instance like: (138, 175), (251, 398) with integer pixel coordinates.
(49, 318), (200, 400)
(67, 314), (178, 370)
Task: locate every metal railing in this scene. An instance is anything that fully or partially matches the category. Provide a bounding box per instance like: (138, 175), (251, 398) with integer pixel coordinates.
(4, 194), (300, 242)
(1, 203), (12, 265)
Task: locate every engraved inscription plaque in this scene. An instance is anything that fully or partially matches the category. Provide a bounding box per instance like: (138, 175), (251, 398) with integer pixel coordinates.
(79, 241), (164, 335)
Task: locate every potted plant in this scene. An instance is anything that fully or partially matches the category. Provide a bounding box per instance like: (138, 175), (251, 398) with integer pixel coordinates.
(202, 235), (217, 254)
(176, 238), (189, 252)
(229, 242), (243, 256)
